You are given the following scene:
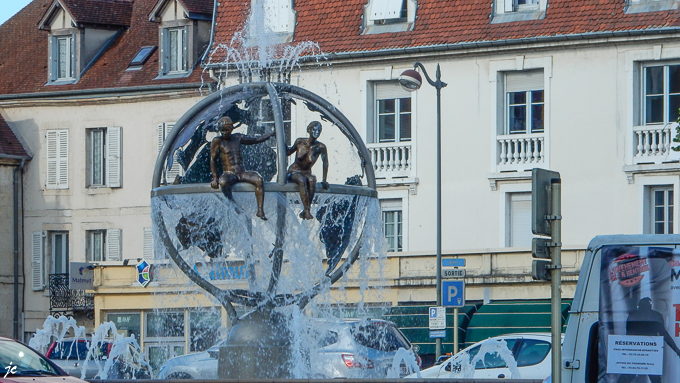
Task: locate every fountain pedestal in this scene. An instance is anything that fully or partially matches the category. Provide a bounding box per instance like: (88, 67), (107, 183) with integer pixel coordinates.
(218, 310), (302, 379)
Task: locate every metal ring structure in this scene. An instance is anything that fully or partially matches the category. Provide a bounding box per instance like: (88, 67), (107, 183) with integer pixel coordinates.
(151, 82), (377, 324)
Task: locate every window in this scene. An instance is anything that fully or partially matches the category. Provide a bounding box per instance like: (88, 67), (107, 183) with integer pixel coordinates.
(507, 192), (532, 247)
(263, 0), (293, 33)
(514, 0), (539, 11)
(369, 0), (407, 23)
(381, 199), (403, 252)
(129, 46), (156, 67)
(162, 27), (187, 74)
(50, 35), (74, 81)
(87, 127), (121, 188)
(145, 311), (186, 373)
(51, 232), (69, 274)
(375, 82), (412, 143)
(257, 98), (292, 147)
(492, 0), (546, 23)
(189, 310), (222, 352)
(626, 0), (680, 14)
(643, 64), (680, 125)
(506, 70), (544, 134)
(106, 313), (141, 340)
(363, 0), (415, 34)
(650, 186), (674, 234)
(157, 122), (184, 184)
(516, 339), (550, 367)
(46, 129), (69, 189)
(143, 227), (154, 261)
(86, 229), (121, 262)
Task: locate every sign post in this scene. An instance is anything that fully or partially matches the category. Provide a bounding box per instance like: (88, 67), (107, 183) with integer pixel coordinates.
(441, 258), (465, 354)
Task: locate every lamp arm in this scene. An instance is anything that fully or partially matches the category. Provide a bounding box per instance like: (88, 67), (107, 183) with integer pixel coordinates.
(414, 62), (448, 90)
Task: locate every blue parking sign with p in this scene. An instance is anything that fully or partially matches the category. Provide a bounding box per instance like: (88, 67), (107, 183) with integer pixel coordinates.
(442, 280), (465, 307)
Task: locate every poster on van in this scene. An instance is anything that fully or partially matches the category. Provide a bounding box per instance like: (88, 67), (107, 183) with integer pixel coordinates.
(600, 245), (680, 383)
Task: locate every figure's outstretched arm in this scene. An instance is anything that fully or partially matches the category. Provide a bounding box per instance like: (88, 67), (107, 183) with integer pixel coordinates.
(241, 130), (275, 145)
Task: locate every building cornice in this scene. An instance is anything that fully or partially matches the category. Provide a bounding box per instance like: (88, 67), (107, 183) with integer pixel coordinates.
(0, 83), (211, 108)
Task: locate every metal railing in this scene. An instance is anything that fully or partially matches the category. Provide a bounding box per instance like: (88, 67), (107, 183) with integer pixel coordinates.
(49, 273), (94, 315)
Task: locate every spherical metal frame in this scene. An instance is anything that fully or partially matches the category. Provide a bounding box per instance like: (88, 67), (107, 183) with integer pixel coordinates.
(151, 82), (377, 323)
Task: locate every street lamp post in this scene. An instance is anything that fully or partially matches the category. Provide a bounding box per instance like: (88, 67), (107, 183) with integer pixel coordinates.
(399, 62), (447, 359)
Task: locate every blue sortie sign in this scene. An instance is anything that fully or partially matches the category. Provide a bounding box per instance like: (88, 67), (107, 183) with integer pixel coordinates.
(442, 280), (465, 307)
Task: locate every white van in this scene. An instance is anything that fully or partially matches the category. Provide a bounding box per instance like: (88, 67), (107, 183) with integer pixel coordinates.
(562, 234), (680, 383)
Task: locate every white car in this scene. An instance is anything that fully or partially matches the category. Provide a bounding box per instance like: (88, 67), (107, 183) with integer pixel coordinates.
(408, 333), (560, 380)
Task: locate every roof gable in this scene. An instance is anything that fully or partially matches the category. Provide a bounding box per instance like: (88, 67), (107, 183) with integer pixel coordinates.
(149, 0), (213, 22)
(39, 0), (133, 29)
(0, 116), (31, 160)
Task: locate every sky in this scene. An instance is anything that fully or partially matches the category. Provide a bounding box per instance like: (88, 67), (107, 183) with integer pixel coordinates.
(0, 0), (34, 25)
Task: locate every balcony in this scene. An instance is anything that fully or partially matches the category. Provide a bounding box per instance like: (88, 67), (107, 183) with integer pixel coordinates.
(368, 142), (416, 186)
(633, 124), (679, 165)
(496, 133), (544, 172)
(49, 274), (94, 318)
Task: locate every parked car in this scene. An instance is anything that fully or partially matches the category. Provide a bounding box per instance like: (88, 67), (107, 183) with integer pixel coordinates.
(45, 338), (151, 379)
(409, 333), (560, 380)
(158, 318), (420, 379)
(0, 336), (88, 383)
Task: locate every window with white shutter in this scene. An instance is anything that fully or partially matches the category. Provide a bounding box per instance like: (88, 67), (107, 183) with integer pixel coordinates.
(31, 232), (45, 291)
(370, 0), (406, 21)
(507, 192), (532, 247)
(263, 0), (291, 33)
(143, 227), (154, 260)
(157, 122), (184, 184)
(106, 127), (122, 187)
(106, 229), (122, 261)
(46, 130), (69, 189)
(87, 127), (122, 188)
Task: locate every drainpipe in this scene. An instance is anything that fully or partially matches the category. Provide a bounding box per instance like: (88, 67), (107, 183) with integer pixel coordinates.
(14, 159), (25, 340)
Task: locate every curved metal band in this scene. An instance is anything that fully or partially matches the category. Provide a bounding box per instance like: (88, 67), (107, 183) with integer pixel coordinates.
(151, 82), (376, 190)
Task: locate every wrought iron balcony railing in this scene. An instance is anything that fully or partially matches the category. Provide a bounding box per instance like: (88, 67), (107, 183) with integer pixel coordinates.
(49, 274), (94, 315)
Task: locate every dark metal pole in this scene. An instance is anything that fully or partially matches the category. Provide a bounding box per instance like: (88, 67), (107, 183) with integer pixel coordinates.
(13, 160), (25, 340)
(435, 64), (443, 360)
(413, 62), (447, 360)
(551, 179), (562, 383)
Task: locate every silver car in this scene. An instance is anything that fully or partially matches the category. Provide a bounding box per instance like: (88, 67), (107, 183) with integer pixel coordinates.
(158, 318), (420, 379)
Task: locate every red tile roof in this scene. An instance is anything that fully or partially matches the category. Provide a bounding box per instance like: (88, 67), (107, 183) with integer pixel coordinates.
(0, 0), (209, 96)
(211, 0), (680, 59)
(2, 0), (680, 97)
(59, 0), (134, 27)
(0, 115), (30, 159)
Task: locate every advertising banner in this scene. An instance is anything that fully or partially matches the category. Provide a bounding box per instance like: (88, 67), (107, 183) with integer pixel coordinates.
(68, 262), (94, 290)
(599, 246), (680, 382)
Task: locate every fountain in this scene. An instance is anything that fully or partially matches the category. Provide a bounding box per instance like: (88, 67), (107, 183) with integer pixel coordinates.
(151, 78), (388, 379)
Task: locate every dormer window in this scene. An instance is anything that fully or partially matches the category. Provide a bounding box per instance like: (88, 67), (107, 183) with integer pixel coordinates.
(492, 0), (546, 24)
(247, 0), (296, 44)
(39, 0), (131, 85)
(149, 0), (213, 78)
(362, 0), (416, 35)
(369, 0), (407, 24)
(625, 0), (680, 14)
